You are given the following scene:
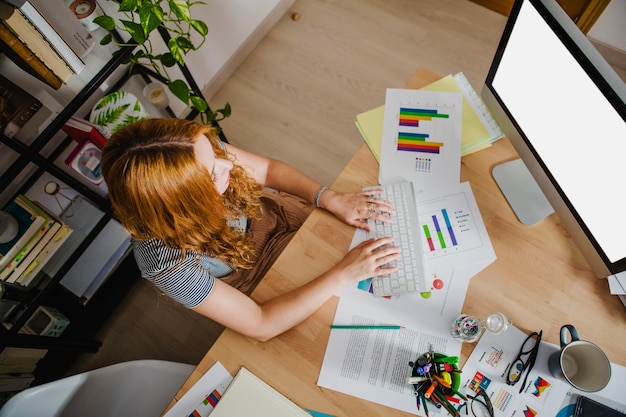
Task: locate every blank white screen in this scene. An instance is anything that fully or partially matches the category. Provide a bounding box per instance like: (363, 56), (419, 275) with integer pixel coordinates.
(492, 0), (626, 262)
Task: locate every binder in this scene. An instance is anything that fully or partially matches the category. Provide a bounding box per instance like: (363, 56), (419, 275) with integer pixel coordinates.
(210, 367), (311, 417)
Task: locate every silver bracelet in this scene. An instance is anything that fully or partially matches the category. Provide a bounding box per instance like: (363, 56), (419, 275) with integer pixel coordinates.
(314, 186), (328, 208)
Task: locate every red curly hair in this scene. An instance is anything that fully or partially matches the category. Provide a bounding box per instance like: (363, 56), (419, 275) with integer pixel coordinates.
(101, 118), (263, 269)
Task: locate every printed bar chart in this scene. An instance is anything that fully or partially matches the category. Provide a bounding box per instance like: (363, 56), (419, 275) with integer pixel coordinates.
(397, 107), (450, 154)
(418, 189), (485, 262)
(422, 209), (459, 252)
(379, 88), (462, 194)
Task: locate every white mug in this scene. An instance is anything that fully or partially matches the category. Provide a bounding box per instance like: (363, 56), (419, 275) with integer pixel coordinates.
(548, 324), (611, 392)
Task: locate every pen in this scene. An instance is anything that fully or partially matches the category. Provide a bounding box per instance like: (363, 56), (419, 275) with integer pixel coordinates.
(330, 325), (404, 330)
(420, 392), (429, 417)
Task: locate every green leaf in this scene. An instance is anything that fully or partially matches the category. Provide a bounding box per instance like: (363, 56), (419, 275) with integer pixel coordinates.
(133, 50), (147, 59)
(92, 103), (130, 127)
(168, 79), (190, 104)
(118, 0), (140, 12)
(168, 37), (185, 64)
(221, 102), (232, 118)
(139, 2), (164, 36)
(94, 15), (116, 31)
(121, 20), (146, 44)
(114, 114), (149, 133)
(159, 52), (177, 67)
(190, 19), (208, 37)
(168, 0), (191, 22)
(176, 37), (194, 51)
(94, 92), (127, 110)
(99, 33), (113, 45)
(190, 95), (207, 112)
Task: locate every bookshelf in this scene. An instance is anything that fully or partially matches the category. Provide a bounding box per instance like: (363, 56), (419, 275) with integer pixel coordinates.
(0, 14), (222, 386)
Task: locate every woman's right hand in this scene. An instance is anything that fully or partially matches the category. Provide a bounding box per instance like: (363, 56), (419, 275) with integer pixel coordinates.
(332, 236), (400, 285)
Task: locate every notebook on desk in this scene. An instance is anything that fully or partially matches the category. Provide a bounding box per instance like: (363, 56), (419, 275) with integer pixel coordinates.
(210, 367), (311, 417)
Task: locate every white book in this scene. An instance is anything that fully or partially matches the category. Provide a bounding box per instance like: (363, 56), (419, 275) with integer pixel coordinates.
(18, 1), (87, 73)
(7, 221), (61, 284)
(16, 224), (72, 287)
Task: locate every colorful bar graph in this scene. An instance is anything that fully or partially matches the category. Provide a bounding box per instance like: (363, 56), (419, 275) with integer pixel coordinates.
(203, 389), (221, 407)
(423, 209), (458, 252)
(396, 106), (449, 154)
(397, 132), (444, 153)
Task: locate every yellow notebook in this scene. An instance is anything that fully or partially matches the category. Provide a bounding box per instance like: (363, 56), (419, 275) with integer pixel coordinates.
(355, 72), (503, 161)
(210, 367), (311, 417)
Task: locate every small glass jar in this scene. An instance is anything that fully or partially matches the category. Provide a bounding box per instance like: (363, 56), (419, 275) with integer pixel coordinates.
(484, 312), (512, 335)
(451, 312), (512, 342)
(451, 314), (483, 342)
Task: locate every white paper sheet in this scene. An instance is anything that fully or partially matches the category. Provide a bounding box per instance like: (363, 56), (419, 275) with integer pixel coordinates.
(379, 88), (463, 197)
(317, 294), (461, 415)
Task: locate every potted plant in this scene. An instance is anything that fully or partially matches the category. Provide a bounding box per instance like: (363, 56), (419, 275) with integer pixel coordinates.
(94, 0), (230, 125)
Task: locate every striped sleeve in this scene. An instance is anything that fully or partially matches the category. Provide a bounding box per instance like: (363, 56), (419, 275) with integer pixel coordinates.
(133, 239), (214, 308)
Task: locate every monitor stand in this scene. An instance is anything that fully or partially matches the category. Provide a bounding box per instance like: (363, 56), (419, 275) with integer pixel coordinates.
(492, 159), (554, 226)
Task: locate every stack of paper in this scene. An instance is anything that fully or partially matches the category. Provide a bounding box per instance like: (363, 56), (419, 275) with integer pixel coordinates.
(355, 72), (503, 162)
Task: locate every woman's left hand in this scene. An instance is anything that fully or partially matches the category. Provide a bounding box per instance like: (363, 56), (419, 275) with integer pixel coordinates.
(318, 189), (393, 231)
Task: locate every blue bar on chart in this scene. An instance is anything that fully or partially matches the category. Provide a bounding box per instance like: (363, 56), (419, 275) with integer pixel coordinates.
(422, 208), (458, 252)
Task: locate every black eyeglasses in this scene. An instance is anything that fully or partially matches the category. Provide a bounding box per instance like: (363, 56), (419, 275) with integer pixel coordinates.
(506, 330), (543, 393)
(461, 388), (495, 417)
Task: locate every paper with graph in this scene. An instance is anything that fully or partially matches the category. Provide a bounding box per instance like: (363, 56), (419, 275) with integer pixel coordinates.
(379, 89), (462, 197)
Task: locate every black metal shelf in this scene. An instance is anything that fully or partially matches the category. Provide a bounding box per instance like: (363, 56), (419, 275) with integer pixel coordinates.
(0, 25), (221, 382)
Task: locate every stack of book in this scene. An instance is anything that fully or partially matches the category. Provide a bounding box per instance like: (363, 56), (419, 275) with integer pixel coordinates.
(0, 0), (96, 90)
(0, 194), (73, 288)
(0, 347), (48, 376)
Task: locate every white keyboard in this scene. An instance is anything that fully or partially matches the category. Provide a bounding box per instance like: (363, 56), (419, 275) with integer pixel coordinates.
(364, 181), (428, 296)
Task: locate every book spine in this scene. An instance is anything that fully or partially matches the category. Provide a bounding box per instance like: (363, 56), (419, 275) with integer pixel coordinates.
(17, 225), (72, 286)
(18, 2), (85, 73)
(5, 6), (74, 81)
(0, 22), (62, 89)
(6, 221), (61, 284)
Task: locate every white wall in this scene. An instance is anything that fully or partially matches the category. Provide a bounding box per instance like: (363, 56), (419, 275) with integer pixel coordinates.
(187, 0), (295, 99)
(95, 0), (294, 115)
(587, 0), (626, 52)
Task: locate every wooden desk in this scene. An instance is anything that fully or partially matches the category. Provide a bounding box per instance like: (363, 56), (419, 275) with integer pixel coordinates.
(166, 70), (626, 416)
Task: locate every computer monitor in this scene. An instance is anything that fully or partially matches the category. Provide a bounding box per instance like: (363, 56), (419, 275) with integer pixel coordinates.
(481, 0), (626, 278)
